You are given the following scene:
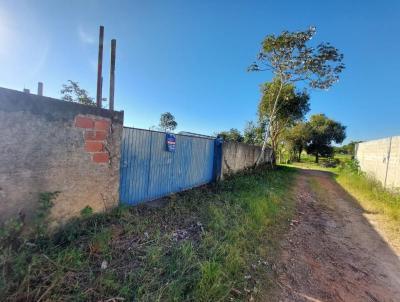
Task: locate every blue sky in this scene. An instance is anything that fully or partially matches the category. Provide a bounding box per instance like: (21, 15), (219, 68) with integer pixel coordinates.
(1, 0), (399, 143)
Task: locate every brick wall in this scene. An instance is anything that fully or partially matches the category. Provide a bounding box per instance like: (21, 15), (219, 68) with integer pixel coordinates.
(0, 87), (124, 225)
(75, 115), (112, 163)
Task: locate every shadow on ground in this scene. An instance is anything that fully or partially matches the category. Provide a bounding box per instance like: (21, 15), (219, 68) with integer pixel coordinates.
(273, 168), (400, 302)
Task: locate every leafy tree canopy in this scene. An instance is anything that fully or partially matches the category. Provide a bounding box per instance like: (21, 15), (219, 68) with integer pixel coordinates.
(243, 121), (264, 145)
(159, 112), (178, 132)
(60, 80), (96, 106)
(284, 122), (311, 161)
(258, 78), (310, 126)
(258, 78), (310, 157)
(249, 26), (345, 89)
(306, 114), (346, 162)
(217, 128), (244, 143)
(248, 27), (345, 166)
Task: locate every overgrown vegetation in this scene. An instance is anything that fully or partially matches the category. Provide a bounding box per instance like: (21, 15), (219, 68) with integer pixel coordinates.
(1, 167), (296, 301)
(335, 159), (400, 245)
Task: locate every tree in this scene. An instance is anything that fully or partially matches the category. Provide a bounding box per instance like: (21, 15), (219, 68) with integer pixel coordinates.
(60, 80), (96, 106)
(306, 114), (346, 163)
(243, 121), (263, 145)
(334, 141), (362, 156)
(258, 78), (310, 163)
(284, 122), (311, 161)
(217, 128), (244, 142)
(159, 112), (178, 132)
(249, 27), (345, 166)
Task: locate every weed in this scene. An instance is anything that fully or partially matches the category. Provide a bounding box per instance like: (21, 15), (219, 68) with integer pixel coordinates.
(80, 206), (93, 218)
(1, 168), (296, 301)
(0, 192), (59, 300)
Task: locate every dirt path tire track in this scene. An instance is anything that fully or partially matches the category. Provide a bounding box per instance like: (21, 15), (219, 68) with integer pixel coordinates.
(274, 169), (400, 302)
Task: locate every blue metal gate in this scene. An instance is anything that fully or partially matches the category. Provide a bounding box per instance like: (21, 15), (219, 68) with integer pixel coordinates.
(119, 127), (216, 205)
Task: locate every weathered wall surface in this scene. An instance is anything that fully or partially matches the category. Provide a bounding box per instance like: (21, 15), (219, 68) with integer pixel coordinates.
(220, 142), (272, 178)
(355, 136), (400, 189)
(0, 88), (123, 224)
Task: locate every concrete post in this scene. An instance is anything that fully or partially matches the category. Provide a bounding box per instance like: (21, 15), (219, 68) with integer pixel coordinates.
(37, 82), (43, 96)
(384, 137), (392, 188)
(96, 26), (104, 108)
(109, 39), (116, 111)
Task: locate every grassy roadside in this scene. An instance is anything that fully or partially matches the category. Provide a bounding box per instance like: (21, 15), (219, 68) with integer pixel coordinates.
(1, 166), (297, 301)
(288, 154), (400, 250)
(335, 165), (400, 249)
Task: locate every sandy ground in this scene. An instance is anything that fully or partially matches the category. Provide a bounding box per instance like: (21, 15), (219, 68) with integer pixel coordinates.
(274, 169), (400, 302)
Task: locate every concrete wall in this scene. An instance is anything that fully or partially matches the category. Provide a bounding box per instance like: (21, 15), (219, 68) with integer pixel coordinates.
(0, 87), (123, 225)
(355, 136), (400, 189)
(220, 141), (272, 178)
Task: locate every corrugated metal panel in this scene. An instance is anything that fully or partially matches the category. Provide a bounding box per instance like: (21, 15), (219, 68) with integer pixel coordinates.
(120, 127), (215, 205)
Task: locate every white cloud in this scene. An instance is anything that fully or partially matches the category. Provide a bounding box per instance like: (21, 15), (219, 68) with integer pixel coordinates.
(78, 26), (95, 44)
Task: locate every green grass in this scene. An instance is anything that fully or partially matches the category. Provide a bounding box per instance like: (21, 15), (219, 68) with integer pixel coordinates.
(285, 153), (342, 171)
(336, 172), (400, 221)
(1, 166), (297, 301)
(335, 164), (400, 246)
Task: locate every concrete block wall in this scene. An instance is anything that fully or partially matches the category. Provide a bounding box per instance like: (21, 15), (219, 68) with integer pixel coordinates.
(0, 87), (123, 225)
(220, 141), (272, 179)
(355, 136), (400, 189)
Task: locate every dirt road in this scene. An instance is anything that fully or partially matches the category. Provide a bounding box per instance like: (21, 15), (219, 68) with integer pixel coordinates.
(274, 169), (400, 302)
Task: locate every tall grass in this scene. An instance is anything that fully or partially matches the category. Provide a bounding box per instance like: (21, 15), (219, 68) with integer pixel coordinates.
(1, 166), (296, 301)
(336, 162), (400, 230)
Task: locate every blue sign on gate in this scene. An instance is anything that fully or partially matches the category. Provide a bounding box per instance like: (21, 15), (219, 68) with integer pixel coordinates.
(166, 133), (176, 152)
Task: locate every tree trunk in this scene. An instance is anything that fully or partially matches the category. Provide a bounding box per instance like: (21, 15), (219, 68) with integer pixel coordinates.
(315, 153), (319, 163)
(255, 122), (270, 166)
(256, 79), (284, 168)
(271, 142), (277, 168)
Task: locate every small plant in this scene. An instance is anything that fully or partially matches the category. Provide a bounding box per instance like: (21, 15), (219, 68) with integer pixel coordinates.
(80, 205), (94, 218)
(0, 191), (58, 299)
(0, 216), (24, 249)
(339, 158), (360, 174)
(34, 191), (59, 238)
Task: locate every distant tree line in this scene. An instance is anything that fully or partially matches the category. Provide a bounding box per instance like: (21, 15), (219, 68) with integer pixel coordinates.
(334, 141), (362, 156)
(217, 113), (346, 164)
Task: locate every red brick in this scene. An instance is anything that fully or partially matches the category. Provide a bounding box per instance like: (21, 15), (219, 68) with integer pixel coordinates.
(85, 130), (107, 141)
(85, 141), (104, 152)
(75, 116), (94, 129)
(92, 152), (109, 163)
(94, 119), (111, 131)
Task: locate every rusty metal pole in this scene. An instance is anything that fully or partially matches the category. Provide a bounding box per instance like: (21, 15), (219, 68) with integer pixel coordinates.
(109, 39), (116, 111)
(96, 26), (104, 108)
